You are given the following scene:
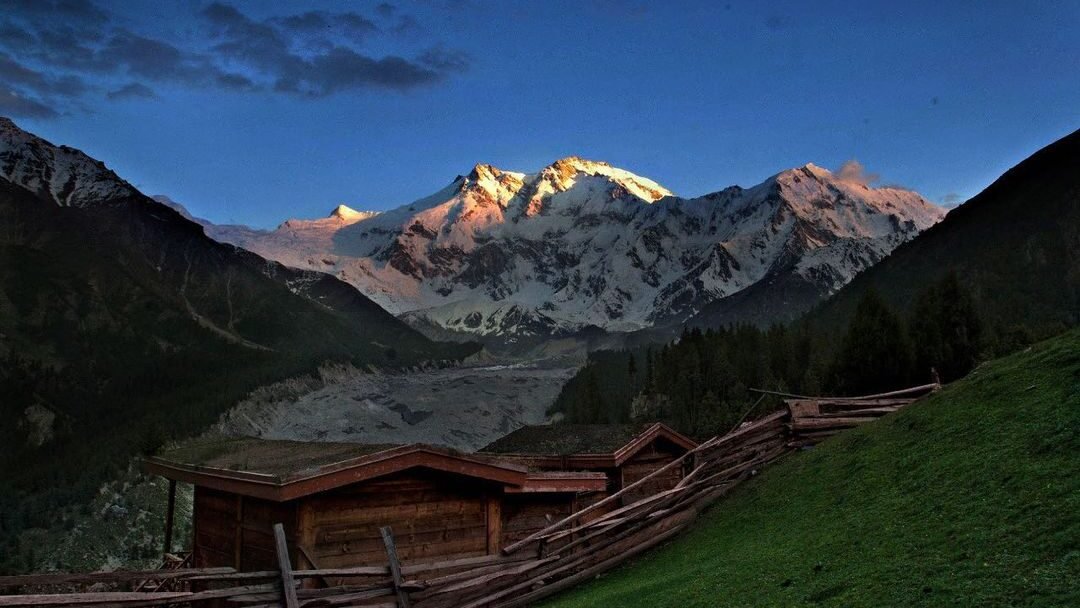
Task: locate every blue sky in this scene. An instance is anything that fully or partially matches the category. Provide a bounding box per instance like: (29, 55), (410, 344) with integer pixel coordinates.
(3, 0), (1078, 228)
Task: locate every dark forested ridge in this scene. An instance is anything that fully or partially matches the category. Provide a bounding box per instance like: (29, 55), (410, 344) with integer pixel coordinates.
(0, 176), (476, 571)
(807, 126), (1080, 336)
(554, 127), (1080, 438)
(552, 274), (988, 438)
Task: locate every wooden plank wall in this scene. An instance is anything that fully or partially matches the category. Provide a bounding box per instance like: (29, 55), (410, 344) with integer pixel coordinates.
(618, 443), (683, 505)
(192, 487), (297, 571)
(500, 495), (576, 551)
(192, 487), (238, 569)
(298, 470), (492, 571)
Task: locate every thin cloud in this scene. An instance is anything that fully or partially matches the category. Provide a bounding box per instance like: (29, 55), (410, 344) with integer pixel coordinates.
(834, 159), (881, 186)
(202, 2), (455, 96)
(418, 46), (471, 72)
(941, 193), (963, 207)
(273, 10), (379, 44)
(0, 0), (470, 118)
(0, 88), (57, 118)
(0, 52), (87, 96)
(106, 82), (157, 100)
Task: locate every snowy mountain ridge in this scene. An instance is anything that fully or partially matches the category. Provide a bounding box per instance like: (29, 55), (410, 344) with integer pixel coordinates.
(203, 156), (945, 338)
(0, 117), (137, 207)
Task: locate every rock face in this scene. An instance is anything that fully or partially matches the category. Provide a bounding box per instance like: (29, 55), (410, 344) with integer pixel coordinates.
(201, 156), (944, 338)
(0, 117), (465, 363)
(0, 117), (137, 207)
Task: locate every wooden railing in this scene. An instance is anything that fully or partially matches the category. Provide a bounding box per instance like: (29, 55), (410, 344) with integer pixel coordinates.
(0, 384), (937, 608)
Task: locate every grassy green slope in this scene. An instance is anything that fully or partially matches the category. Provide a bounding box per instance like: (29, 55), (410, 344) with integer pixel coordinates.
(543, 329), (1080, 607)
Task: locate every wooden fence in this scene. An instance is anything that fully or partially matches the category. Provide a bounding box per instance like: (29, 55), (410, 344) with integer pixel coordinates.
(0, 384), (937, 608)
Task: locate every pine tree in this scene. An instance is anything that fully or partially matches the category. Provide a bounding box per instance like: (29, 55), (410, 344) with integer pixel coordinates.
(583, 365), (604, 424)
(831, 289), (914, 394)
(910, 271), (984, 382)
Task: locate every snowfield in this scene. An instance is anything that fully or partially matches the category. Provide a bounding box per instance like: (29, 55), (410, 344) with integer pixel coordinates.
(199, 157), (944, 338)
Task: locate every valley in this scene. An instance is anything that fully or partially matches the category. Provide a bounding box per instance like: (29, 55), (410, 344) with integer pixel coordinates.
(214, 357), (579, 451)
(0, 2), (1075, 605)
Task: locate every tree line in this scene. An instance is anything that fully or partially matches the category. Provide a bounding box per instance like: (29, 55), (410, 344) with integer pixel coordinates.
(552, 272), (1012, 438)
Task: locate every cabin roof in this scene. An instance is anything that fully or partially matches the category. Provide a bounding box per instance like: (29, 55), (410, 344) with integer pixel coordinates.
(479, 422), (697, 467)
(143, 438), (529, 501)
(143, 437), (607, 501)
(154, 437), (403, 477)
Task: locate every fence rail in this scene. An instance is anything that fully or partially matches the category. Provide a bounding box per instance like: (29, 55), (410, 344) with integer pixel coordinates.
(0, 384), (937, 608)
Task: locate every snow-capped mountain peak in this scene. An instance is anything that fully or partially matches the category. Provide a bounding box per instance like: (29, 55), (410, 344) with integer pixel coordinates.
(330, 204), (379, 223)
(204, 156), (944, 339)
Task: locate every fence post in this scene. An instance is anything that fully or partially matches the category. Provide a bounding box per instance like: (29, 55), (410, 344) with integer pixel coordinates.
(273, 523), (299, 608)
(162, 480), (176, 555)
(380, 526), (412, 608)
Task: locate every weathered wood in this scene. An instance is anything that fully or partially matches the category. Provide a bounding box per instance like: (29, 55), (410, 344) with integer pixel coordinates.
(417, 556), (559, 600)
(225, 580), (393, 603)
(400, 554), (529, 577)
(162, 480), (177, 556)
(379, 527), (411, 608)
(493, 519), (692, 608)
(9, 388), (933, 608)
(403, 558), (534, 596)
(0, 593), (190, 607)
(452, 507), (698, 608)
(752, 382), (939, 401)
(500, 410), (789, 555)
(484, 497), (501, 555)
(789, 416), (881, 431)
(273, 523), (300, 608)
(811, 406), (901, 418)
(0, 568), (238, 589)
(496, 408), (786, 557)
(0, 584), (280, 608)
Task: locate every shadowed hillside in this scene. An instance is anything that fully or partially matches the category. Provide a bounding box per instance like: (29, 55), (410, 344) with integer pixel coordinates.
(542, 328), (1080, 607)
(806, 127), (1080, 338)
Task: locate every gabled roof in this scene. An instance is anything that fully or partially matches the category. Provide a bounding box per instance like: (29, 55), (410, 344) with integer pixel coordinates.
(143, 438), (528, 502)
(143, 437), (609, 501)
(479, 422), (697, 469)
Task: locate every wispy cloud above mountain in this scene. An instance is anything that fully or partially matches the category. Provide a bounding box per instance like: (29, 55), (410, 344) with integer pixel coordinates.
(0, 0), (470, 118)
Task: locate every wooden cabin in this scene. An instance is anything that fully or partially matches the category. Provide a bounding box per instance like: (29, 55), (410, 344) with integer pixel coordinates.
(143, 438), (606, 571)
(478, 422), (697, 504)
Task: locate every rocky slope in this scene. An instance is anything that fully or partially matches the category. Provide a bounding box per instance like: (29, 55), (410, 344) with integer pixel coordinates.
(0, 117), (473, 572)
(204, 157), (944, 338)
(0, 117), (466, 361)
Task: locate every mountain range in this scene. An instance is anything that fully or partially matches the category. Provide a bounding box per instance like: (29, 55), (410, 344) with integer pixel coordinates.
(0, 116), (473, 551)
(192, 157), (944, 341)
(0, 116), (467, 363)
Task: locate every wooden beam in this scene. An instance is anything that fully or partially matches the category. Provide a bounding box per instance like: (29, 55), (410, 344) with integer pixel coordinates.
(500, 410), (790, 555)
(233, 495), (244, 570)
(272, 523), (299, 608)
(485, 496), (502, 554)
(162, 480), (176, 556)
(0, 568), (237, 589)
(752, 382), (940, 402)
(380, 526), (411, 608)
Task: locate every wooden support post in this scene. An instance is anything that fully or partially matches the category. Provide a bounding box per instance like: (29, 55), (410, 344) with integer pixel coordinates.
(272, 523), (299, 608)
(234, 495), (244, 570)
(485, 496), (502, 555)
(162, 480), (176, 556)
(380, 526), (411, 608)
